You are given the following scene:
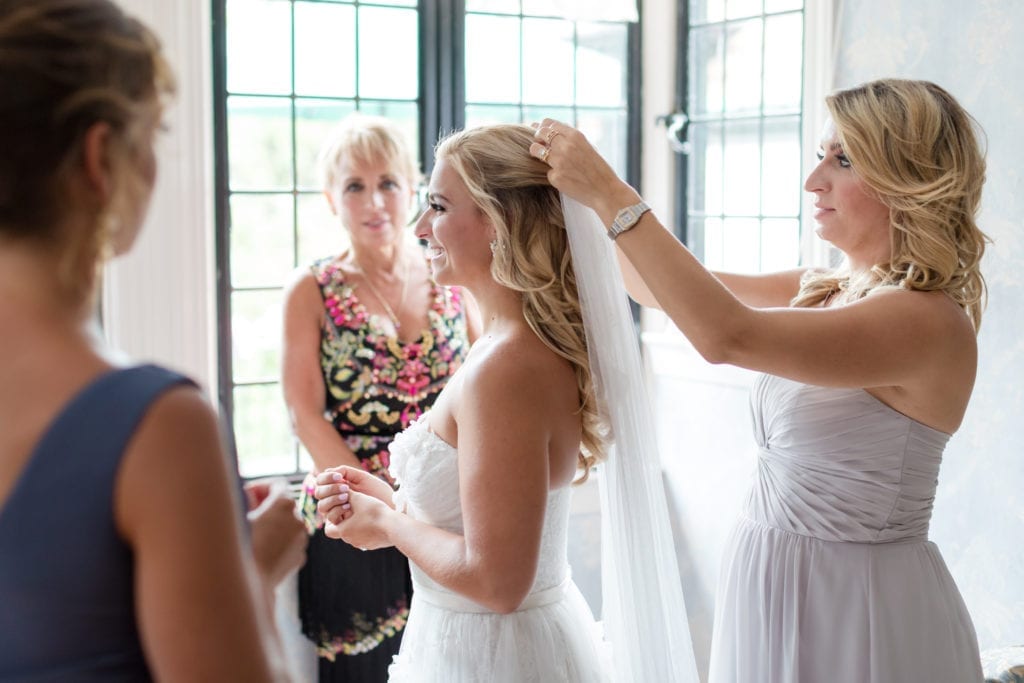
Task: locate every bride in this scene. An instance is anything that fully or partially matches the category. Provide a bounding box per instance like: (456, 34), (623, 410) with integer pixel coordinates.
(314, 124), (698, 682)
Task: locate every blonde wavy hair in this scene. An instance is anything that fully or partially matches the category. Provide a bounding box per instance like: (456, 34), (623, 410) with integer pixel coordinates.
(435, 124), (607, 480)
(792, 79), (989, 330)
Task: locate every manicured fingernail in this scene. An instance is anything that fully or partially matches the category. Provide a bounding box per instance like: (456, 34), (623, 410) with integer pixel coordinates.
(342, 504), (351, 510)
(331, 473), (342, 481)
(339, 484), (349, 492)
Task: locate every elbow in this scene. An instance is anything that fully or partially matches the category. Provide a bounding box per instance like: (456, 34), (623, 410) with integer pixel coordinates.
(474, 571), (533, 615)
(486, 589), (530, 615)
(690, 328), (747, 367)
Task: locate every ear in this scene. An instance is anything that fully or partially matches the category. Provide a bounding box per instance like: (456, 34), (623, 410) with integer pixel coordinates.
(81, 121), (114, 203)
(323, 188), (338, 215)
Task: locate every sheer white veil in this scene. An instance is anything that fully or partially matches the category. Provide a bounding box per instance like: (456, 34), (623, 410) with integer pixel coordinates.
(562, 195), (699, 682)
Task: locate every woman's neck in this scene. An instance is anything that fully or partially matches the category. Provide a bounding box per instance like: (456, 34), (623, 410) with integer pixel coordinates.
(0, 241), (95, 326)
(349, 241), (406, 276)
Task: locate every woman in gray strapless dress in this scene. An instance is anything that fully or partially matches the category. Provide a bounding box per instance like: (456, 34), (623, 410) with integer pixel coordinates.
(536, 78), (987, 682)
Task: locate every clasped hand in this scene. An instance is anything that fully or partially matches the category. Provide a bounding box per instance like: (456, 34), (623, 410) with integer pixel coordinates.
(315, 466), (396, 551)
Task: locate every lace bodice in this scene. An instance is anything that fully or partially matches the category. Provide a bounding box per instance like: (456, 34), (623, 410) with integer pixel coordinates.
(389, 416), (572, 603)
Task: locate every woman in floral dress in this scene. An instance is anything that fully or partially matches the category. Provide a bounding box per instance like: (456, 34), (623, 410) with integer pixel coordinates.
(282, 114), (477, 681)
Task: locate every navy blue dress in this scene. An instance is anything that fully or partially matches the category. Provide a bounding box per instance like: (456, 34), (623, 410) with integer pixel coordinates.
(0, 365), (194, 682)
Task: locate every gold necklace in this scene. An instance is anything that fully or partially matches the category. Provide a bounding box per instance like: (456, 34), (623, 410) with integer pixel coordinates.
(353, 254), (410, 332)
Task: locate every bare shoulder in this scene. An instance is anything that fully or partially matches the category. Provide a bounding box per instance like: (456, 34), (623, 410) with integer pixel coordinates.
(462, 330), (575, 404)
(869, 287), (976, 345)
(283, 267), (322, 309)
(116, 386), (233, 528)
(460, 330), (578, 446)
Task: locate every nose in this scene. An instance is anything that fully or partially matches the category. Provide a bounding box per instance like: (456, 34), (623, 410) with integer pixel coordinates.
(413, 208), (430, 240)
(369, 188), (386, 208)
(804, 160), (827, 194)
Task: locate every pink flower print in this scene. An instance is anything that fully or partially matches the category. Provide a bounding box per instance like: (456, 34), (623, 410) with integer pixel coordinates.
(400, 403), (422, 427)
(396, 359), (429, 395)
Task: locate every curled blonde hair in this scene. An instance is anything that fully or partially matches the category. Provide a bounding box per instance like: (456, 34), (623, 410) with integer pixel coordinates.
(436, 124), (606, 480)
(792, 79), (989, 330)
(317, 113), (421, 192)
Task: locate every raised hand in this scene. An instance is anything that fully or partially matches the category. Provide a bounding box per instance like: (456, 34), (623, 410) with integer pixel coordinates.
(530, 118), (642, 225)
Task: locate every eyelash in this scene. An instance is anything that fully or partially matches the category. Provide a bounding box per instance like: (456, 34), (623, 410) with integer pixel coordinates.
(344, 179), (401, 192)
(815, 151), (852, 168)
(428, 201), (445, 213)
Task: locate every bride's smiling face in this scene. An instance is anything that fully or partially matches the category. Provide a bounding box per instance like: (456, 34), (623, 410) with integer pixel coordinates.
(414, 156), (494, 288)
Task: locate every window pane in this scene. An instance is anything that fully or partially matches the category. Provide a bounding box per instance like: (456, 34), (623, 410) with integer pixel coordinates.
(357, 100), (420, 165)
(689, 121), (724, 216)
(721, 217), (760, 271)
(765, 0), (802, 12)
(722, 119), (760, 216)
(522, 105), (574, 126)
(234, 383), (295, 478)
(295, 2), (356, 97)
(295, 99), (357, 191)
(297, 192), (348, 266)
(466, 14), (521, 104)
(231, 290), (285, 384)
(760, 218), (800, 271)
(690, 25), (724, 116)
(521, 0), (564, 17)
(231, 194), (295, 288)
(761, 116), (801, 216)
(466, 0), (520, 13)
(763, 13), (802, 113)
(702, 216), (723, 268)
(726, 0), (763, 20)
(226, 0), (291, 95)
(690, 0), (726, 23)
(576, 22), (627, 107)
(228, 96), (293, 191)
(577, 108), (628, 178)
(522, 18), (574, 106)
(724, 18), (763, 114)
(358, 6), (418, 100)
(465, 104), (523, 127)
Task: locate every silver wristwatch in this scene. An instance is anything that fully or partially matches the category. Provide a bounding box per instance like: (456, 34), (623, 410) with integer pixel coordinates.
(606, 201), (651, 240)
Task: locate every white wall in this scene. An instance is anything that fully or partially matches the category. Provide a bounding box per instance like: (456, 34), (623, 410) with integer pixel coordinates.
(831, 0), (1024, 651)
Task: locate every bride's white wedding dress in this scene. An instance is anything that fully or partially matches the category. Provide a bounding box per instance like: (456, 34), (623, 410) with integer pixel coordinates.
(385, 415), (610, 683)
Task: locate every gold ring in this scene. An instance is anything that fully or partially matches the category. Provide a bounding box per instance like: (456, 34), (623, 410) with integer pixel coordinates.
(544, 128), (559, 144)
(538, 146), (550, 162)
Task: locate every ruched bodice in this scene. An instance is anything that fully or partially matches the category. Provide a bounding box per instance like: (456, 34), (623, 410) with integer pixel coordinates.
(709, 373), (981, 683)
(747, 373), (949, 543)
(389, 415), (571, 601)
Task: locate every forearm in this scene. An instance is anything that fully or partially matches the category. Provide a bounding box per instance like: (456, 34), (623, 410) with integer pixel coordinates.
(292, 412), (362, 471)
(613, 211), (754, 364)
(383, 511), (526, 613)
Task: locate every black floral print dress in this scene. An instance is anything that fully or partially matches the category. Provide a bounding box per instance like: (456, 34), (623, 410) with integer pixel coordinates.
(298, 254), (471, 682)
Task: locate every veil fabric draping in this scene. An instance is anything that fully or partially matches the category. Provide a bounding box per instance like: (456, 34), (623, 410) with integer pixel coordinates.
(562, 196), (699, 683)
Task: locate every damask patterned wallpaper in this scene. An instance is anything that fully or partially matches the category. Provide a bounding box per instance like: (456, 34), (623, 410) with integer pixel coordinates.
(834, 0), (1024, 651)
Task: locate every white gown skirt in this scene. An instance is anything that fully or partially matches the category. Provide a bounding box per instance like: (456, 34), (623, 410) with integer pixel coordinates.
(388, 576), (610, 683)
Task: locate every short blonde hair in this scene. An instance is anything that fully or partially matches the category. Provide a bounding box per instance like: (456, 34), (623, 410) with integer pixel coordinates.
(793, 79), (989, 330)
(436, 124), (607, 480)
(317, 113), (420, 191)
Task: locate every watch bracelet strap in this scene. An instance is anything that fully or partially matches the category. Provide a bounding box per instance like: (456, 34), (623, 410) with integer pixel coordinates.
(606, 201), (651, 240)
